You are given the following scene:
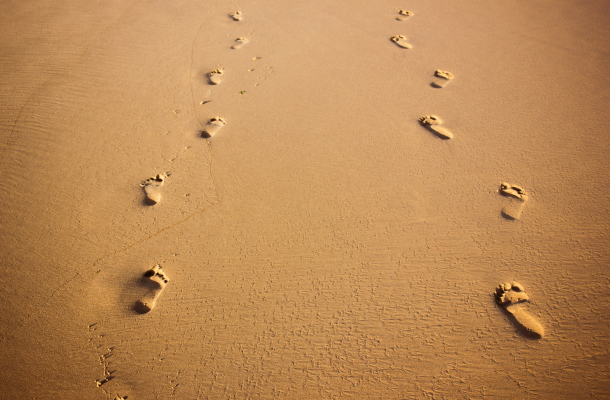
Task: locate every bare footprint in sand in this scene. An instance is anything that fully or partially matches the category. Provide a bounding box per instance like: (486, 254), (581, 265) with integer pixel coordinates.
(141, 173), (167, 205)
(396, 10), (414, 21)
(207, 69), (224, 85)
(431, 70), (454, 88)
(229, 11), (242, 21)
(495, 281), (544, 338)
(419, 115), (454, 139)
(135, 265), (170, 313)
(202, 117), (226, 138)
(499, 182), (528, 220)
(390, 35), (412, 49)
(231, 37), (249, 49)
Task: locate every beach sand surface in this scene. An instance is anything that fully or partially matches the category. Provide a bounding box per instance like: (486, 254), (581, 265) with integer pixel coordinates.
(1, 0), (610, 398)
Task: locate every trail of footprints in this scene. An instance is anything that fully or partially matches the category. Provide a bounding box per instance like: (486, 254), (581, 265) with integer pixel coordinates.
(88, 324), (128, 399)
(131, 5), (541, 329)
(118, 16), (539, 396)
(90, 7), (545, 393)
(390, 7), (542, 337)
(132, 11), (251, 320)
(132, 10), (253, 318)
(390, 9), (456, 140)
(131, 9), (256, 303)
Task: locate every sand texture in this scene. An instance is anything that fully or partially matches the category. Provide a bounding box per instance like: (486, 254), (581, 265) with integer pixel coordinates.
(1, 0), (610, 398)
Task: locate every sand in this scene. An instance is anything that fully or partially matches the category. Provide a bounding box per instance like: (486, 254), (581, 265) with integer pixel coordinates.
(1, 0), (610, 398)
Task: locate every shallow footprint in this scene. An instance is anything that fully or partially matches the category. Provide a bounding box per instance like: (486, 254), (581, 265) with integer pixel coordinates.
(229, 11), (242, 21)
(495, 281), (544, 338)
(431, 70), (454, 88)
(231, 37), (249, 49)
(419, 115), (454, 139)
(135, 265), (170, 313)
(141, 173), (167, 205)
(396, 10), (414, 21)
(202, 117), (226, 138)
(390, 35), (412, 49)
(499, 182), (528, 220)
(207, 69), (224, 85)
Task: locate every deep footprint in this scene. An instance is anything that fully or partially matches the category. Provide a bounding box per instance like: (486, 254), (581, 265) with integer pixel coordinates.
(396, 10), (414, 21)
(419, 115), (454, 139)
(141, 173), (167, 205)
(390, 35), (412, 49)
(229, 11), (242, 21)
(432, 70), (454, 88)
(207, 69), (224, 85)
(499, 182), (528, 220)
(135, 265), (170, 313)
(495, 281), (544, 338)
(202, 117), (226, 138)
(231, 37), (249, 49)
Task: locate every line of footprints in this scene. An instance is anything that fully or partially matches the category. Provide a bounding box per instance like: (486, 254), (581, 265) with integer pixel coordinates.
(134, 9), (542, 339)
(392, 10), (530, 218)
(133, 10), (251, 314)
(201, 10), (249, 138)
(392, 9), (541, 338)
(390, 9), (454, 138)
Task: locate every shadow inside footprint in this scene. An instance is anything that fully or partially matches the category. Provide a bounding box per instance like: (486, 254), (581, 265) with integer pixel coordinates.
(502, 307), (545, 339)
(501, 202), (527, 220)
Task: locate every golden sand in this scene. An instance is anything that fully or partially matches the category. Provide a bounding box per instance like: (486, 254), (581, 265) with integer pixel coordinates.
(1, 0), (610, 398)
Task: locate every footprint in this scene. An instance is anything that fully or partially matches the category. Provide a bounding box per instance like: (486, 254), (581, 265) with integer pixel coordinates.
(418, 115), (454, 139)
(202, 117), (226, 138)
(229, 11), (242, 21)
(396, 10), (414, 21)
(231, 37), (249, 49)
(207, 69), (224, 85)
(141, 174), (167, 205)
(95, 376), (114, 387)
(135, 265), (170, 314)
(390, 35), (412, 49)
(495, 281), (545, 338)
(431, 70), (454, 88)
(499, 182), (528, 220)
